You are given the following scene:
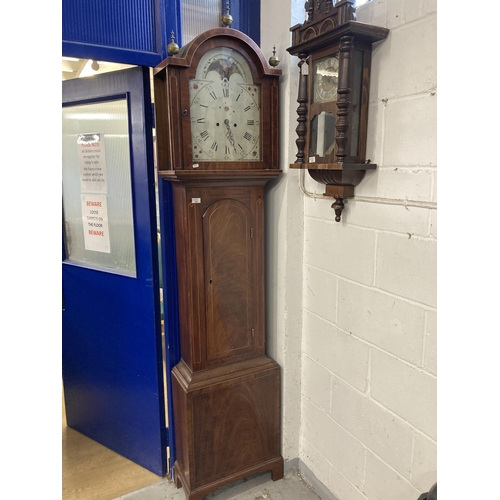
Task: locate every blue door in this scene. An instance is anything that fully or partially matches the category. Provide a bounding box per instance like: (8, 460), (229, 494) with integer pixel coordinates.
(62, 66), (167, 476)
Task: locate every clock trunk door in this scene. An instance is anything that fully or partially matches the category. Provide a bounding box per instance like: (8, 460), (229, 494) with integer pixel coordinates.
(203, 197), (259, 366)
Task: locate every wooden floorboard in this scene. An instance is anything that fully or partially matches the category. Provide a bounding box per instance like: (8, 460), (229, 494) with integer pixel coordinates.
(62, 391), (162, 500)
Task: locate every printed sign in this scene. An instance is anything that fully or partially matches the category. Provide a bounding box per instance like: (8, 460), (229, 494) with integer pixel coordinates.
(78, 133), (108, 193)
(81, 194), (111, 253)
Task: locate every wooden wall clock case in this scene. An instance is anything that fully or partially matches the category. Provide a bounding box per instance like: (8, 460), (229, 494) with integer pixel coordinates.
(153, 28), (284, 500)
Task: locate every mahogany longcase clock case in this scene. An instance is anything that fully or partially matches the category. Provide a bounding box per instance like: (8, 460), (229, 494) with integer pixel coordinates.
(154, 28), (284, 500)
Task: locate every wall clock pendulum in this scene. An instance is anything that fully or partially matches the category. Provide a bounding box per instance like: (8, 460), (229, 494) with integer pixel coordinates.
(153, 16), (283, 500)
(287, 0), (389, 221)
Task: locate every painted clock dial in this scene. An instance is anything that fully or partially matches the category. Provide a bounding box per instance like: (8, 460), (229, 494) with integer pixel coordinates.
(189, 47), (261, 161)
(313, 55), (339, 104)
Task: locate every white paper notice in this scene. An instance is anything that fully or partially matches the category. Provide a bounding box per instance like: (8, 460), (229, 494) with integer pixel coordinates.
(77, 133), (108, 193)
(81, 194), (111, 253)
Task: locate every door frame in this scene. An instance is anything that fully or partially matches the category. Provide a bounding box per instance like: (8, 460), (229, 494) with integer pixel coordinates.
(62, 66), (168, 476)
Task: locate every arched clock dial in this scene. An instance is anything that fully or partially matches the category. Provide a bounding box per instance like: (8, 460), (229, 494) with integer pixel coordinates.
(313, 55), (339, 104)
(189, 47), (261, 161)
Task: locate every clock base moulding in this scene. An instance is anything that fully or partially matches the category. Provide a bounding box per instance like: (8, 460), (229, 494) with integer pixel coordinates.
(171, 356), (283, 500)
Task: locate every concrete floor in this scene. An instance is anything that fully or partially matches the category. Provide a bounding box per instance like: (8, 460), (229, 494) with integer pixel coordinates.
(114, 471), (323, 500)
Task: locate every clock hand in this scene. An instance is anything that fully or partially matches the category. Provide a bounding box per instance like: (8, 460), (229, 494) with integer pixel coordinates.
(224, 119), (237, 153)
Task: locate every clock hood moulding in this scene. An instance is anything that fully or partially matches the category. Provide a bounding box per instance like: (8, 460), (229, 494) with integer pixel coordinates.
(156, 28), (281, 80)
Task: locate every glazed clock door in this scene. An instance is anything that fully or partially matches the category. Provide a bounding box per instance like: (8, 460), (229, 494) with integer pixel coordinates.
(62, 67), (167, 476)
(309, 52), (339, 161)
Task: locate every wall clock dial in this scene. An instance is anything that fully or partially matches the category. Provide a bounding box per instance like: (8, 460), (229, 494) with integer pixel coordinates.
(313, 55), (339, 104)
(189, 48), (261, 162)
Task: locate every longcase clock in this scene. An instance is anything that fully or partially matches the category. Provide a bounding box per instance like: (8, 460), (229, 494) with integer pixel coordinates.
(154, 28), (283, 500)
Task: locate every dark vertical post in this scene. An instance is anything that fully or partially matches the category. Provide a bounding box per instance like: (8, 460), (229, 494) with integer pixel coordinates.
(337, 0), (357, 24)
(295, 53), (309, 164)
(335, 35), (354, 163)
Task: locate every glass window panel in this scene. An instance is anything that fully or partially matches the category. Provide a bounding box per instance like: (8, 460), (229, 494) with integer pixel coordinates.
(62, 98), (137, 276)
(181, 0), (222, 45)
(310, 111), (336, 157)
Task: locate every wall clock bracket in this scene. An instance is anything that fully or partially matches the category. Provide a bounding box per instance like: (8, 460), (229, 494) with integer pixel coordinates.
(290, 161), (376, 221)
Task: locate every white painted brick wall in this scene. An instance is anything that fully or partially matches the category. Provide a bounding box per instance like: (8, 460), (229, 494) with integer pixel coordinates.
(329, 376), (414, 479)
(423, 311), (437, 376)
(369, 17), (437, 100)
(302, 399), (366, 488)
(304, 220), (377, 286)
(303, 311), (370, 392)
(302, 355), (332, 413)
(370, 349), (437, 440)
(296, 0), (437, 498)
(364, 452), (421, 500)
(356, 168), (435, 202)
(337, 280), (426, 367)
(412, 432), (437, 492)
(304, 264), (338, 324)
(376, 233), (437, 307)
(383, 96), (437, 167)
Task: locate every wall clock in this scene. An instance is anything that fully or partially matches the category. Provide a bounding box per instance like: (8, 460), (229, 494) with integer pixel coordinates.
(154, 27), (283, 500)
(287, 0), (389, 221)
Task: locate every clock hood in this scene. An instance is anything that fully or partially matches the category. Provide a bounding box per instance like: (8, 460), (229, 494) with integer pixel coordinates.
(155, 28), (281, 80)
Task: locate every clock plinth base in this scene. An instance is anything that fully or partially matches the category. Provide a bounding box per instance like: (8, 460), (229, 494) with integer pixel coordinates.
(174, 457), (284, 500)
(172, 357), (284, 499)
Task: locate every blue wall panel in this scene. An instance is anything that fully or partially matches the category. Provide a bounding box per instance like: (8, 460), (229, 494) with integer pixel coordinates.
(231, 0), (260, 46)
(63, 0), (165, 65)
(63, 0), (155, 51)
(62, 0), (259, 66)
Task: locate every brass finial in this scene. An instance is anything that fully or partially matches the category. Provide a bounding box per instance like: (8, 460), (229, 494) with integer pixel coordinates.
(221, 2), (233, 26)
(167, 31), (179, 55)
(269, 46), (280, 67)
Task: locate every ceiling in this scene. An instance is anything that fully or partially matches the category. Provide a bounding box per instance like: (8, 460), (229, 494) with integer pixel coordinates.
(62, 57), (135, 81)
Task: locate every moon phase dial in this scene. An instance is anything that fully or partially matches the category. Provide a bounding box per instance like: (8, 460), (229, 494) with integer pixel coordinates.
(189, 48), (261, 162)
